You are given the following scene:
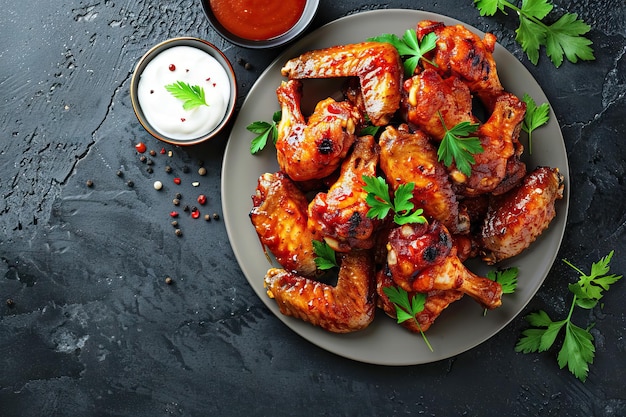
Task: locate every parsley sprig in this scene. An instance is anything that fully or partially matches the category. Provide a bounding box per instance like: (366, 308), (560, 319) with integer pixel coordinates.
(362, 175), (427, 225)
(312, 240), (339, 270)
(484, 267), (518, 315)
(383, 286), (433, 351)
(368, 30), (438, 76)
(437, 113), (483, 177)
(247, 110), (282, 154)
(474, 0), (595, 67)
(515, 251), (622, 382)
(164, 81), (208, 110)
(521, 93), (550, 155)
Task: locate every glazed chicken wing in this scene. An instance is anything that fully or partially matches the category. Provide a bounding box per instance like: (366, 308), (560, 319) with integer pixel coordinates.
(264, 250), (376, 333)
(480, 166), (565, 264)
(453, 92), (527, 197)
(275, 80), (363, 182)
(308, 135), (381, 252)
(250, 171), (319, 277)
(401, 69), (477, 141)
(417, 20), (504, 111)
(377, 269), (464, 333)
(379, 124), (469, 234)
(386, 222), (502, 309)
(281, 41), (403, 126)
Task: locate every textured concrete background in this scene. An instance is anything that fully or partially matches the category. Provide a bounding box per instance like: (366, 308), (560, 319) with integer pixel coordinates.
(1, 0), (625, 416)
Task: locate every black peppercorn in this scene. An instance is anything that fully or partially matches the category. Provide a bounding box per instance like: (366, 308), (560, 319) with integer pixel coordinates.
(86, 179), (94, 187)
(165, 165), (172, 173)
(127, 180), (134, 187)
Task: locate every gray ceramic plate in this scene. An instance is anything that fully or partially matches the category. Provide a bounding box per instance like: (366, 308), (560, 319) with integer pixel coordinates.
(221, 9), (569, 365)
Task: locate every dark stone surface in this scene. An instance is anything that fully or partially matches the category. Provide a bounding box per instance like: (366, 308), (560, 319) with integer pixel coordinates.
(1, 1), (625, 416)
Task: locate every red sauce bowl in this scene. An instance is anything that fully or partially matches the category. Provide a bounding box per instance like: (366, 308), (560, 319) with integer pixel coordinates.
(201, 0), (319, 49)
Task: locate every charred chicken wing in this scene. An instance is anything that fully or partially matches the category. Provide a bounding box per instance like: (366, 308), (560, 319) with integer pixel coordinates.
(453, 92), (527, 197)
(250, 172), (319, 277)
(480, 166), (565, 264)
(275, 80), (363, 182)
(386, 222), (502, 309)
(264, 250), (376, 333)
(417, 20), (504, 111)
(308, 135), (381, 252)
(281, 41), (403, 126)
(401, 69), (477, 141)
(380, 124), (469, 234)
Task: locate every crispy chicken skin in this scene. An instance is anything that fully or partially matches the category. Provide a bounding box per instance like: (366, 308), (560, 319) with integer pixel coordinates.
(417, 20), (503, 111)
(281, 41), (403, 126)
(379, 124), (469, 234)
(386, 222), (502, 309)
(401, 69), (477, 141)
(250, 172), (319, 277)
(275, 80), (363, 182)
(376, 269), (464, 332)
(264, 250), (376, 333)
(308, 135), (381, 252)
(480, 166), (565, 265)
(453, 92), (527, 197)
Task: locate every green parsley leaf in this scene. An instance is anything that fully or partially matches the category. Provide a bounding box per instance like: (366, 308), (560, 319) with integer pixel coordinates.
(522, 94), (550, 154)
(474, 0), (595, 67)
(164, 81), (208, 110)
(487, 267), (518, 294)
(383, 286), (433, 351)
(312, 240), (338, 270)
(437, 113), (482, 177)
(516, 251), (622, 382)
(362, 176), (427, 225)
(368, 30), (437, 76)
(247, 110), (281, 154)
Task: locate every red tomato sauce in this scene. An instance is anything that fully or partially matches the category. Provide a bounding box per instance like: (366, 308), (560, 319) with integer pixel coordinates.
(209, 0), (306, 41)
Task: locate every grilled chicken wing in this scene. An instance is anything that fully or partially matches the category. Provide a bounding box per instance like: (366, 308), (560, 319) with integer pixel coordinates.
(401, 69), (477, 141)
(250, 172), (319, 277)
(264, 250), (376, 333)
(386, 222), (502, 309)
(281, 41), (403, 126)
(453, 92), (527, 197)
(480, 166), (565, 264)
(379, 124), (469, 234)
(308, 135), (381, 252)
(275, 80), (363, 182)
(417, 20), (504, 111)
(377, 269), (464, 332)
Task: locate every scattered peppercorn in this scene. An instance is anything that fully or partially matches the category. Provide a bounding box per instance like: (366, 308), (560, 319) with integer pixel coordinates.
(183, 205), (190, 212)
(168, 150), (173, 157)
(173, 198), (180, 206)
(146, 158), (154, 166)
(165, 276), (174, 285)
(135, 142), (147, 153)
(116, 170), (123, 177)
(127, 180), (134, 187)
(149, 149), (157, 156)
(204, 214), (211, 222)
(169, 211), (179, 218)
(171, 220), (179, 227)
(165, 165), (172, 173)
(175, 228), (183, 236)
(147, 167), (153, 174)
(192, 181), (200, 187)
(175, 193), (182, 199)
(153, 180), (163, 190)
(173, 177), (181, 185)
(6, 298), (15, 308)
(197, 194), (207, 205)
(198, 167), (207, 176)
(86, 179), (94, 187)
(191, 209), (201, 219)
(213, 213), (220, 220)
(140, 155), (147, 163)
(160, 147), (166, 154)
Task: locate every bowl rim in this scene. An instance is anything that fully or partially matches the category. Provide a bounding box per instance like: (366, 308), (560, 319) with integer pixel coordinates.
(200, 0), (320, 49)
(130, 37), (238, 146)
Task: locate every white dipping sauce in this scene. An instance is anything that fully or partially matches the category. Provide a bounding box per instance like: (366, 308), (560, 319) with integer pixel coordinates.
(137, 45), (231, 140)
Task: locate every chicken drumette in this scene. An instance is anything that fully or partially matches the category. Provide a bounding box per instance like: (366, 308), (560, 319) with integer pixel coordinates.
(275, 79), (363, 182)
